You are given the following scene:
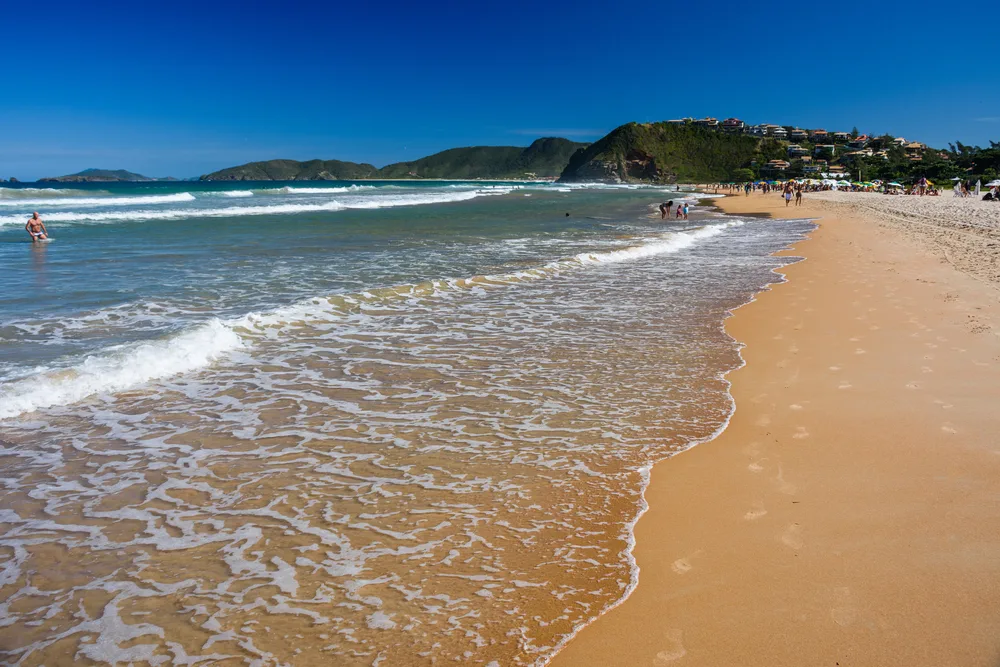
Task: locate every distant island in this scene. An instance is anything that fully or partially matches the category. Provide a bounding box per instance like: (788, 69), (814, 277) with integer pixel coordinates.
(39, 168), (178, 183)
(201, 138), (587, 181)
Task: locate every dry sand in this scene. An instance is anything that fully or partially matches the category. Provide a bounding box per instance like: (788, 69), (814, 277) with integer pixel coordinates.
(549, 191), (1000, 665)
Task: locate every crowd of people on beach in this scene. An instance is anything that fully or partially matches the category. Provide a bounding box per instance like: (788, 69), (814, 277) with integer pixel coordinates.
(716, 178), (1000, 201)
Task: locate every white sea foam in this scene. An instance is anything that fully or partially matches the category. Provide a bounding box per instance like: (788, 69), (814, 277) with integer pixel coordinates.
(0, 220), (742, 419)
(0, 319), (243, 420)
(572, 220), (742, 265)
(0, 190), (508, 225)
(218, 190), (254, 197)
(0, 193), (196, 207)
(0, 187), (103, 199)
(255, 185), (379, 195)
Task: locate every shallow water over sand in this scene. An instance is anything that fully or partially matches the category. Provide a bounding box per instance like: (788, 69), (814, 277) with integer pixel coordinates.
(0, 183), (812, 664)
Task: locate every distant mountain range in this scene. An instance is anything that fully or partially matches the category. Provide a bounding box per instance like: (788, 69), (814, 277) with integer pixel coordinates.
(39, 169), (178, 182)
(200, 138), (588, 181)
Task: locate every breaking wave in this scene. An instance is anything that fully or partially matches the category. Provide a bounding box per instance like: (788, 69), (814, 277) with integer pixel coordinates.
(0, 221), (743, 420)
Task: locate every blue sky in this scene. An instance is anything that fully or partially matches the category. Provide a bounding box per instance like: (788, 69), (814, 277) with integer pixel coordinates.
(2, 0), (997, 180)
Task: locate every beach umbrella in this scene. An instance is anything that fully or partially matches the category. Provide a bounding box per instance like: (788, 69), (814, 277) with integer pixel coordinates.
(986, 180), (1000, 187)
(888, 182), (903, 187)
(950, 177), (962, 181)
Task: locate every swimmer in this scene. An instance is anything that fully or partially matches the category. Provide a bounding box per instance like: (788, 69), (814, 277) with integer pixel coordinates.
(25, 212), (48, 242)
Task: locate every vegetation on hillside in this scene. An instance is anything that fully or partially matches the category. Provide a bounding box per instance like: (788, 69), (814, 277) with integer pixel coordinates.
(559, 123), (764, 183)
(202, 138), (586, 181)
(40, 168), (173, 182)
(201, 159), (379, 181)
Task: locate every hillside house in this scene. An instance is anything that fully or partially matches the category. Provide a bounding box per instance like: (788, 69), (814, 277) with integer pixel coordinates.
(814, 144), (836, 156)
(765, 159), (790, 171)
(721, 117), (745, 132)
(787, 145), (810, 157)
(848, 135), (870, 149)
(693, 117), (719, 129)
(833, 132), (851, 142)
(810, 129), (829, 141)
(772, 127), (788, 139)
(789, 128), (809, 141)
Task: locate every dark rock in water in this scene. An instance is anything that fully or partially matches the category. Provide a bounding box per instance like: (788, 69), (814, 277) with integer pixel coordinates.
(9, 177), (18, 183)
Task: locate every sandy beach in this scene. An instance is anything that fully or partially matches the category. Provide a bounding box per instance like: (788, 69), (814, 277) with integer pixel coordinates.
(550, 191), (1000, 665)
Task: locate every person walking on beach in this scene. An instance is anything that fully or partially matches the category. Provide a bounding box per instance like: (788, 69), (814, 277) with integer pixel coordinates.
(783, 182), (794, 207)
(25, 212), (48, 242)
(794, 185), (803, 206)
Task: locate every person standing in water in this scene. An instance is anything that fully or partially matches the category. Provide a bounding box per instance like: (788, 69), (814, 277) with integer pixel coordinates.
(659, 200), (673, 219)
(25, 212), (48, 242)
(682, 203), (689, 219)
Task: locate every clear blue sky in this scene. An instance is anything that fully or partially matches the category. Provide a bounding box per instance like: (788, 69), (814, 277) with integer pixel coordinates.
(2, 0), (997, 180)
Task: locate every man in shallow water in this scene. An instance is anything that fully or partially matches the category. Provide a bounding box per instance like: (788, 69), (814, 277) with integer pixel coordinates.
(25, 212), (48, 242)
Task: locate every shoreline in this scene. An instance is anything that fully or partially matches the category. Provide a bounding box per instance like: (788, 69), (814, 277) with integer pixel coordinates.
(548, 192), (1000, 665)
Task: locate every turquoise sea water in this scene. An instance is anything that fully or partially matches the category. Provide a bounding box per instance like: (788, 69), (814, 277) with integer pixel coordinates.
(0, 181), (813, 665)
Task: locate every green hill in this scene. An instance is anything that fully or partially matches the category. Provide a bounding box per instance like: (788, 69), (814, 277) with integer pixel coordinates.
(201, 159), (379, 181)
(39, 168), (175, 182)
(559, 123), (763, 183)
(379, 138), (586, 179)
(200, 138), (587, 181)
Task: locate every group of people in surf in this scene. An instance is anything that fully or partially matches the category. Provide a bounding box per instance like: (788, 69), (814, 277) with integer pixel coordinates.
(25, 212), (48, 242)
(658, 200), (689, 220)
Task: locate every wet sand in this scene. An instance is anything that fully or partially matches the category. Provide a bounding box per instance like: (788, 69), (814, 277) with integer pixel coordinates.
(550, 192), (1000, 665)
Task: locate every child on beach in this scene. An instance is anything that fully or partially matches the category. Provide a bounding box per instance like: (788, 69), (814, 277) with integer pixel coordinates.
(676, 204), (683, 218)
(682, 203), (689, 219)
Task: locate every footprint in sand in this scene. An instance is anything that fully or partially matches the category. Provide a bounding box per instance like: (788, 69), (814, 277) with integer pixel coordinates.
(671, 550), (702, 575)
(905, 381), (920, 390)
(941, 424), (957, 434)
(933, 399), (954, 410)
(792, 427), (809, 439)
(775, 465), (797, 495)
(829, 366), (841, 371)
(849, 337), (861, 342)
(855, 348), (867, 355)
(744, 504), (768, 520)
(652, 629), (687, 665)
(838, 381), (853, 390)
(789, 404), (804, 410)
(830, 587), (858, 627)
(755, 414), (772, 427)
(780, 523), (804, 550)
(921, 366), (933, 374)
(869, 325), (881, 331)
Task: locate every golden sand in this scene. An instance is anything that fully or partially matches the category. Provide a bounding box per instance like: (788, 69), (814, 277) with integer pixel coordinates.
(550, 192), (1000, 665)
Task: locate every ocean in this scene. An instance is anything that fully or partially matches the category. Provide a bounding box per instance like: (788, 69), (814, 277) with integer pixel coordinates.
(0, 181), (813, 665)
